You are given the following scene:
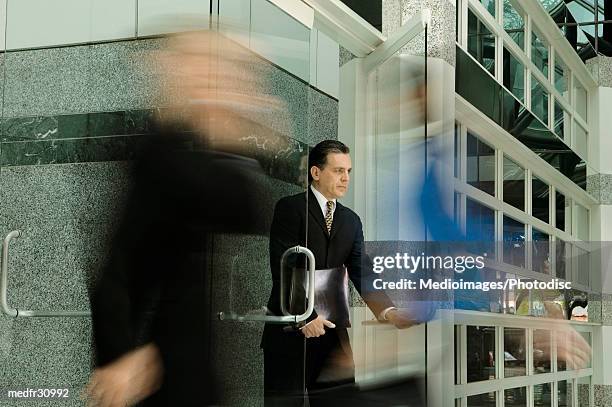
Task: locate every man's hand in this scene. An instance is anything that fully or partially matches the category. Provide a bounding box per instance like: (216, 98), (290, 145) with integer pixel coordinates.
(83, 342), (164, 407)
(300, 316), (336, 338)
(534, 328), (592, 370)
(386, 308), (417, 329)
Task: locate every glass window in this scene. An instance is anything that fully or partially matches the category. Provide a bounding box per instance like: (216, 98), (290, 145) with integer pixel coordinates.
(557, 332), (570, 371)
(467, 132), (495, 195)
(533, 330), (552, 374)
(532, 229), (551, 274)
(532, 75), (549, 126)
(574, 245), (590, 286)
(503, 47), (525, 103)
(556, 191), (569, 232)
(504, 328), (526, 377)
(554, 100), (568, 141)
(555, 56), (569, 96)
(575, 80), (587, 120)
(504, 387), (527, 406)
(532, 176), (550, 223)
(467, 198), (496, 257)
(503, 0), (524, 49)
(503, 216), (525, 268)
(468, 9), (496, 77)
(578, 376), (591, 407)
(574, 203), (589, 240)
(534, 383), (553, 406)
(558, 380), (572, 407)
(532, 30), (549, 77)
(467, 326), (496, 382)
(479, 0), (496, 17)
(503, 156), (525, 210)
(468, 393), (496, 406)
(555, 238), (567, 279)
(575, 122), (588, 160)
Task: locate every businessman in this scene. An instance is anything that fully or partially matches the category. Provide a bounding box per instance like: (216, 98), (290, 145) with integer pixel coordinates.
(261, 140), (411, 406)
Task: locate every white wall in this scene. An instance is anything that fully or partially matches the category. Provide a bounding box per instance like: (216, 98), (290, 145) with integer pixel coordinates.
(5, 0), (136, 50)
(137, 0), (210, 37)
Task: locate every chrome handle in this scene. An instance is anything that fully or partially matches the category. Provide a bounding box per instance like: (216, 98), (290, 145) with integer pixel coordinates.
(218, 245), (316, 323)
(0, 230), (90, 318)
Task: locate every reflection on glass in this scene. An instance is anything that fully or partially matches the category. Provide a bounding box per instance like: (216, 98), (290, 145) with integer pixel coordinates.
(532, 75), (549, 126)
(504, 328), (526, 377)
(468, 9), (496, 76)
(555, 56), (569, 96)
(503, 47), (524, 103)
(532, 30), (549, 77)
(504, 387), (526, 406)
(575, 81), (587, 120)
(575, 122), (588, 160)
(579, 332), (592, 368)
(555, 238), (567, 280)
(558, 380), (573, 407)
(337, 0), (382, 32)
(534, 330), (552, 374)
(574, 246), (590, 286)
(534, 383), (553, 407)
(503, 156), (525, 210)
(533, 229), (551, 274)
(504, 216), (525, 268)
(468, 393), (496, 407)
(467, 326), (496, 382)
(554, 100), (568, 141)
(557, 332), (569, 371)
(467, 132), (495, 195)
(503, 0), (524, 49)
(556, 191), (569, 232)
(578, 376), (591, 407)
(574, 203), (589, 240)
(479, 0), (495, 17)
(467, 198), (496, 257)
(532, 176), (550, 223)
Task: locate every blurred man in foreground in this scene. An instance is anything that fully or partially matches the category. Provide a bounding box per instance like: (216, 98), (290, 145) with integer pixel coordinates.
(87, 29), (286, 406)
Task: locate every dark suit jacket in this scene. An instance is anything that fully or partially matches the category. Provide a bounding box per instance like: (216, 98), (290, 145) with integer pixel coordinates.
(90, 131), (270, 406)
(261, 188), (394, 351)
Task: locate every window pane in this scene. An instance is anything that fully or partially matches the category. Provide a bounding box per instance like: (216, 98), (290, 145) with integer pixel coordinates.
(503, 156), (525, 210)
(532, 75), (549, 125)
(554, 100), (568, 141)
(557, 332), (570, 371)
(479, 0), (495, 17)
(504, 387), (527, 406)
(467, 132), (495, 195)
(533, 330), (552, 374)
(503, 0), (524, 49)
(532, 30), (549, 77)
(466, 198), (496, 256)
(558, 380), (573, 407)
(555, 56), (569, 96)
(555, 238), (567, 279)
(503, 47), (524, 103)
(532, 229), (551, 274)
(468, 9), (496, 77)
(575, 80), (587, 120)
(467, 326), (496, 382)
(532, 176), (550, 223)
(578, 376), (591, 407)
(575, 122), (588, 160)
(503, 216), (525, 267)
(555, 191), (569, 232)
(468, 393), (496, 407)
(534, 383), (553, 407)
(504, 328), (526, 377)
(574, 203), (589, 240)
(574, 246), (590, 286)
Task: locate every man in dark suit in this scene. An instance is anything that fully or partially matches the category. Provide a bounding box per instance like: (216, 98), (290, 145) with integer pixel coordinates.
(261, 140), (410, 406)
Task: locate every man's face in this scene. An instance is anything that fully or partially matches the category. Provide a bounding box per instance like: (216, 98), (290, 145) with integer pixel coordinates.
(311, 153), (352, 200)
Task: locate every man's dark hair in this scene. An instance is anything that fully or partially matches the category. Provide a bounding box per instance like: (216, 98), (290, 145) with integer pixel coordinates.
(308, 140), (350, 183)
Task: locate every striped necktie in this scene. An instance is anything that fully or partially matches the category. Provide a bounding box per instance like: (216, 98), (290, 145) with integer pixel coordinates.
(325, 200), (334, 233)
